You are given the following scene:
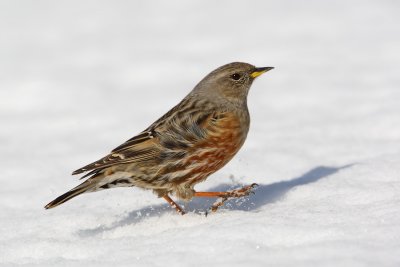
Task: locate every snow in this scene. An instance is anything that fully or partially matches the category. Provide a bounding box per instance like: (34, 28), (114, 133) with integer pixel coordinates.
(1, 0), (400, 266)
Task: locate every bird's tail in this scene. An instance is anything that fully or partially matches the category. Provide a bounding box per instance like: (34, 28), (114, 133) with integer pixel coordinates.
(44, 180), (95, 209)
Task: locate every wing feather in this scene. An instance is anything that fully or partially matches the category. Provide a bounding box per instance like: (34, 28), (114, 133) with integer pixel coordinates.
(72, 97), (220, 177)
(72, 137), (158, 175)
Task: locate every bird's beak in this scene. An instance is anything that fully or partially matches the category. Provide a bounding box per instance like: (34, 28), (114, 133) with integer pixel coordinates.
(250, 67), (274, 78)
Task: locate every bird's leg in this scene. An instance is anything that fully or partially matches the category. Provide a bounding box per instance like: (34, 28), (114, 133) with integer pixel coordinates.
(163, 195), (186, 215)
(194, 183), (258, 198)
(194, 183), (258, 213)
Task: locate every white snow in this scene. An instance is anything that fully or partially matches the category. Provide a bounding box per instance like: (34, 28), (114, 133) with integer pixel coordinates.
(1, 1), (400, 266)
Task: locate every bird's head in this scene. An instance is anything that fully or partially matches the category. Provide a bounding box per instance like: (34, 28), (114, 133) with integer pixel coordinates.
(193, 62), (274, 107)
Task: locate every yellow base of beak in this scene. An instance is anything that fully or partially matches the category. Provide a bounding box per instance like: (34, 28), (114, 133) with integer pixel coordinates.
(250, 67), (274, 78)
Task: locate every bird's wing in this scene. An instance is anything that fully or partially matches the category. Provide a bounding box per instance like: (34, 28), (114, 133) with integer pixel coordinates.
(72, 97), (217, 176)
(72, 130), (159, 175)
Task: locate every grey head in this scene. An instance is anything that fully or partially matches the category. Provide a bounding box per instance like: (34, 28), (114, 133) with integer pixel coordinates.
(191, 62), (274, 107)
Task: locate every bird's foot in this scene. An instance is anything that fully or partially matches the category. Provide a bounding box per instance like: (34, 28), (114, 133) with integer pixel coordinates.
(209, 183), (258, 213)
(163, 195), (186, 215)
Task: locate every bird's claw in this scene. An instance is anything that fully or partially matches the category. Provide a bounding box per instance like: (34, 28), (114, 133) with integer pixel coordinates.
(207, 183), (258, 214)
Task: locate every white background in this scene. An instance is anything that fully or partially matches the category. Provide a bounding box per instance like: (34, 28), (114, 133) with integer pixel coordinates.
(1, 1), (399, 266)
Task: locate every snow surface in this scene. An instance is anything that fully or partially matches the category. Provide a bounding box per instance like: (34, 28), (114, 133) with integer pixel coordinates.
(1, 1), (400, 266)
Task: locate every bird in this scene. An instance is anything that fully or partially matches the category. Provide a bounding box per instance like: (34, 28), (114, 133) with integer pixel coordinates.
(44, 62), (273, 215)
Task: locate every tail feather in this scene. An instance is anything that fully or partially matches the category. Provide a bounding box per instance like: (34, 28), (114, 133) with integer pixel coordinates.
(44, 181), (94, 209)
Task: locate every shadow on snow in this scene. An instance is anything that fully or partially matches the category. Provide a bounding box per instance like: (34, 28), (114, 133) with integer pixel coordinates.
(78, 164), (352, 237)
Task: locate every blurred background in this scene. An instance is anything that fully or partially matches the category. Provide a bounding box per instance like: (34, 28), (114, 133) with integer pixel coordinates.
(1, 0), (399, 265)
(1, 0), (399, 180)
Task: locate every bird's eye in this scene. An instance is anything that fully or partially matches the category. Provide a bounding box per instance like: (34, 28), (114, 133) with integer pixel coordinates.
(231, 73), (241, 80)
